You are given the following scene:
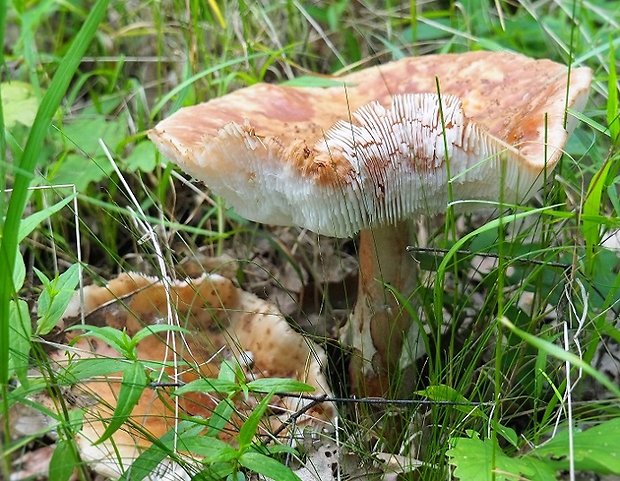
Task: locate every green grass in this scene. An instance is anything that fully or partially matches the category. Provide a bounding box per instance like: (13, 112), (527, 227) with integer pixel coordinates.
(2, 1), (620, 480)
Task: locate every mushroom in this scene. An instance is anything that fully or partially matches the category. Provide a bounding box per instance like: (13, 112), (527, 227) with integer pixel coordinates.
(149, 51), (592, 396)
(54, 272), (336, 477)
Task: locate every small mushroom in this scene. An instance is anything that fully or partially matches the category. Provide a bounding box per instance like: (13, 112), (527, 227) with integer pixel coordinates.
(55, 272), (336, 477)
(149, 51), (592, 396)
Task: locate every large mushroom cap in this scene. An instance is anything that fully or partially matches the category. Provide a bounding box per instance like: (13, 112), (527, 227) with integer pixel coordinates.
(150, 51), (592, 237)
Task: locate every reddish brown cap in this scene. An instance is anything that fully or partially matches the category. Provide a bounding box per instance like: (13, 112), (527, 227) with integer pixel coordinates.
(150, 51), (592, 237)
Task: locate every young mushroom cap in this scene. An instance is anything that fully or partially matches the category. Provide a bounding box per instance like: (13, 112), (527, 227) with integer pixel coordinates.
(149, 51), (592, 237)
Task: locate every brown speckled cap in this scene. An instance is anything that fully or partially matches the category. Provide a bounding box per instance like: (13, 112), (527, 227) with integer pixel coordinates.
(58, 272), (336, 476)
(149, 51), (592, 237)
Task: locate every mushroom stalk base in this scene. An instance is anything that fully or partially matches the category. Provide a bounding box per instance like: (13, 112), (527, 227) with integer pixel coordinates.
(340, 221), (418, 397)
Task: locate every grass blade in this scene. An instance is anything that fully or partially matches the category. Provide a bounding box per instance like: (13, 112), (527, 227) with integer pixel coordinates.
(582, 158), (612, 272)
(0, 0), (109, 380)
(433, 206), (557, 321)
(149, 54), (264, 119)
(608, 41), (619, 146)
(500, 317), (620, 398)
(18, 194), (76, 242)
(0, 1), (9, 474)
(8, 299), (31, 386)
(0, 1), (6, 200)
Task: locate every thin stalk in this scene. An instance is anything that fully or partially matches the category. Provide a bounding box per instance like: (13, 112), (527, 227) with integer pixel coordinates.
(563, 0), (580, 130)
(217, 196), (225, 256)
(0, 0), (6, 192)
(410, 0), (418, 54)
(0, 1), (10, 475)
(435, 77), (458, 386)
(491, 156), (508, 481)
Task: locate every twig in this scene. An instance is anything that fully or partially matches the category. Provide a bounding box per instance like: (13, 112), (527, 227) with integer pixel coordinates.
(271, 394), (329, 438)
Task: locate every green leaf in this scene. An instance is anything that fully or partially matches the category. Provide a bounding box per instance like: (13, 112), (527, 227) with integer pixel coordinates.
(206, 397), (236, 437)
(0, 0), (108, 394)
(8, 299), (31, 385)
(0, 0), (110, 391)
(582, 157), (612, 270)
(131, 324), (189, 346)
(48, 440), (79, 481)
(238, 451), (300, 481)
(608, 181), (620, 217)
(58, 358), (130, 385)
(13, 250), (26, 292)
(416, 384), (517, 447)
(18, 194), (75, 242)
(262, 444), (298, 456)
(50, 153), (114, 192)
(247, 378), (315, 393)
(218, 360), (239, 383)
(61, 112), (127, 157)
(227, 472), (245, 481)
(7, 378), (49, 409)
(567, 109), (612, 138)
(67, 408), (84, 434)
(96, 361), (148, 444)
(404, 17), (452, 41)
(1, 81), (40, 129)
(523, 459), (562, 481)
(491, 419), (518, 449)
(35, 263), (81, 335)
(325, 1), (346, 30)
(500, 317), (620, 398)
(197, 462), (235, 481)
(528, 418), (620, 473)
(238, 391), (274, 449)
(124, 140), (158, 173)
(415, 384), (483, 417)
(448, 419), (620, 481)
(179, 437), (237, 462)
(534, 347), (549, 399)
(446, 437), (556, 481)
(122, 420), (203, 481)
(66, 325), (131, 356)
(174, 378), (238, 396)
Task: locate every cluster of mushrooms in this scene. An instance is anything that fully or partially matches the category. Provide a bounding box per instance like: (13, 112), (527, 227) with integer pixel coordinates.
(149, 51), (592, 397)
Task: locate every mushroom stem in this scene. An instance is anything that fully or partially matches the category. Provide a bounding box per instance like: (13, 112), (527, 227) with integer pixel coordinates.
(341, 220), (418, 396)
